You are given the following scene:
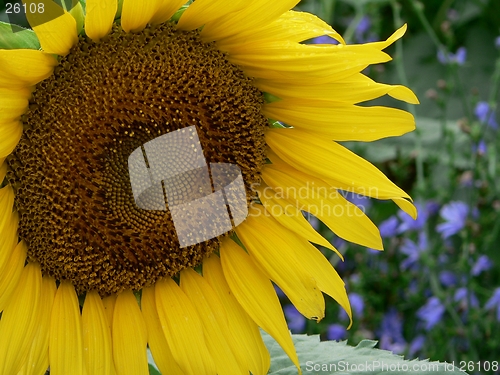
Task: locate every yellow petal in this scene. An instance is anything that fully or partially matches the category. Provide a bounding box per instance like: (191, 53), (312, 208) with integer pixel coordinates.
(20, 276), (56, 375)
(141, 286), (184, 375)
(49, 281), (84, 375)
(261, 156), (383, 250)
(155, 278), (217, 375)
(112, 291), (148, 375)
(180, 268), (247, 375)
(149, 0), (186, 24)
(201, 0), (300, 42)
(218, 10), (344, 50)
(23, 0), (78, 55)
(0, 211), (18, 275)
(203, 255), (270, 375)
(0, 87), (32, 122)
(0, 159), (6, 183)
(286, 237), (352, 327)
(227, 43), (390, 83)
(220, 238), (301, 374)
(0, 262), (42, 375)
(177, 0), (245, 31)
(0, 241), (26, 313)
(0, 185), (17, 274)
(257, 73), (419, 105)
(255, 183), (338, 252)
(393, 197), (417, 219)
(264, 99), (415, 141)
(0, 120), (23, 158)
(0, 49), (57, 88)
(83, 291), (113, 375)
(366, 24), (407, 51)
(121, 0), (163, 33)
(266, 128), (412, 201)
(102, 294), (117, 329)
(85, 0), (118, 41)
(236, 205), (325, 320)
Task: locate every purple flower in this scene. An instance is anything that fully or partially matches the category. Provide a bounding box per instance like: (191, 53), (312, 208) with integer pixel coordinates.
(436, 201), (469, 239)
(426, 201), (441, 216)
(474, 101), (498, 129)
(327, 324), (347, 341)
(353, 16), (378, 44)
(496, 36), (500, 49)
(379, 216), (399, 238)
(339, 292), (364, 320)
(400, 232), (428, 270)
(283, 305), (306, 333)
(307, 214), (320, 231)
(397, 202), (427, 233)
(274, 284), (285, 298)
(312, 35), (339, 45)
(484, 288), (500, 321)
(379, 308), (406, 354)
(344, 191), (372, 212)
(417, 296), (445, 330)
(454, 288), (479, 310)
(471, 255), (493, 276)
(439, 271), (458, 287)
(437, 47), (467, 65)
(472, 140), (487, 155)
(409, 335), (426, 357)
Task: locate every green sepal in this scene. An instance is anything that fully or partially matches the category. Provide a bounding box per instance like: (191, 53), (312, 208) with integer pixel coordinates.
(115, 0), (124, 20)
(0, 21), (41, 50)
(170, 5), (189, 23)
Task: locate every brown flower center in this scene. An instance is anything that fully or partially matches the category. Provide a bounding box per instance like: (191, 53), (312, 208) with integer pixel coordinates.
(6, 23), (267, 296)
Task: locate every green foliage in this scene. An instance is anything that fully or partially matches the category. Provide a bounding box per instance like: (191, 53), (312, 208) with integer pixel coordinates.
(263, 333), (467, 375)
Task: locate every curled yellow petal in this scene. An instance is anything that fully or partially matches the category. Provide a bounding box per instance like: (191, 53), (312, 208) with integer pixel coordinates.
(263, 99), (415, 141)
(141, 286), (184, 375)
(261, 156), (382, 250)
(155, 278), (216, 375)
(181, 268), (247, 375)
(203, 255), (270, 375)
(266, 128), (411, 201)
(220, 238), (301, 374)
(236, 205), (325, 320)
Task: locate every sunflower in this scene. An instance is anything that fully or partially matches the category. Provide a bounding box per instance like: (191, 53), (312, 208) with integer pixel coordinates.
(0, 0), (418, 374)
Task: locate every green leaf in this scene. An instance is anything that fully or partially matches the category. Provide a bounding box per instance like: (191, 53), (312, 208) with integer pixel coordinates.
(148, 364), (161, 375)
(0, 21), (40, 50)
(263, 332), (468, 375)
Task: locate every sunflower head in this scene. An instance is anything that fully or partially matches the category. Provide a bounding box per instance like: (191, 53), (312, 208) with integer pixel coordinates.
(0, 1), (417, 374)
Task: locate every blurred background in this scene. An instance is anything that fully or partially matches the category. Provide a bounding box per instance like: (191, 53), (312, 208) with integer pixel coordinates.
(278, 0), (500, 372)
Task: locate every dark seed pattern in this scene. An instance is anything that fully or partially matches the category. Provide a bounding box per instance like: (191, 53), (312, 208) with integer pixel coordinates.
(6, 23), (267, 296)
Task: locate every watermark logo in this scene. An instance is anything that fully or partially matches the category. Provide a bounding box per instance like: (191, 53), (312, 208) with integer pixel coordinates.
(128, 125), (247, 248)
(6, 0), (79, 32)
